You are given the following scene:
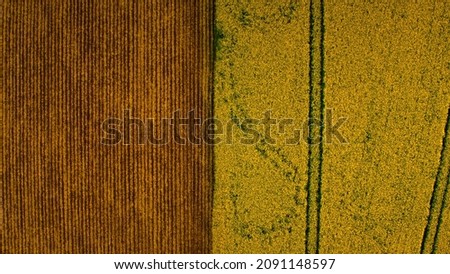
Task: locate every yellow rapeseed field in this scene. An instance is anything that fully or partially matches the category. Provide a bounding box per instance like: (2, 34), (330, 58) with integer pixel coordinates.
(321, 0), (449, 253)
(213, 0), (449, 254)
(212, 0), (310, 253)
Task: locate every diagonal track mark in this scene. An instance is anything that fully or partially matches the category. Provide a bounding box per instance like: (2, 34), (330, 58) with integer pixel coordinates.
(421, 107), (450, 253)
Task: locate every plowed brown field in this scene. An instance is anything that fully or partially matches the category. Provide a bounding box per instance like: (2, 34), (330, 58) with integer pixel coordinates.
(2, 0), (213, 253)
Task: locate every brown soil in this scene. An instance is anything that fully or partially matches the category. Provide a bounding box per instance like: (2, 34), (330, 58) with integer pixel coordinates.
(2, 0), (213, 253)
